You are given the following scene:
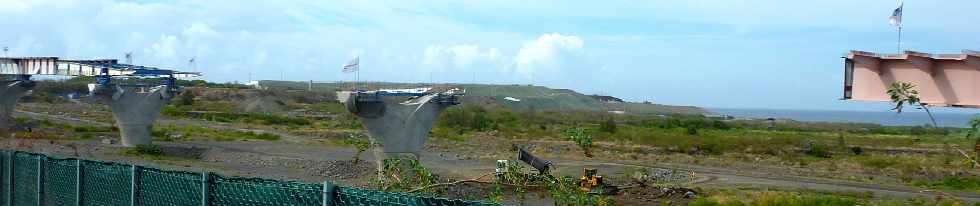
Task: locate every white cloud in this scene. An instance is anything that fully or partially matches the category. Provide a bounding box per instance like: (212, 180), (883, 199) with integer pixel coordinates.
(422, 44), (502, 72)
(515, 33), (585, 79)
(182, 22), (220, 39)
(146, 35), (180, 60)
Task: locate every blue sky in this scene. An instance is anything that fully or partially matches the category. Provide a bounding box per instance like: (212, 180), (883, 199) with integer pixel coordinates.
(2, 0), (978, 111)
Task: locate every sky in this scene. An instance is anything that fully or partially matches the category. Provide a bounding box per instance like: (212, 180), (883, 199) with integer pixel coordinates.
(2, 0), (979, 111)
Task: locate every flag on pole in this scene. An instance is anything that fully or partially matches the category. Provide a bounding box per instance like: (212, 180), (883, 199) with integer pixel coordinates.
(342, 56), (359, 73)
(889, 2), (903, 27)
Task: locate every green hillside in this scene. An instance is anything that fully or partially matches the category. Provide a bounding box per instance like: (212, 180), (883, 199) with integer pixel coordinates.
(256, 80), (705, 115)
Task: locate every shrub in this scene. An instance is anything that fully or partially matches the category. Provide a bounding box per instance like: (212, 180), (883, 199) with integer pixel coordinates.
(176, 90), (195, 106)
(124, 144), (163, 156)
(599, 117), (617, 133)
(806, 143), (833, 158)
(563, 127), (594, 157)
(686, 126), (699, 135)
(711, 120), (731, 130)
(850, 146), (864, 155)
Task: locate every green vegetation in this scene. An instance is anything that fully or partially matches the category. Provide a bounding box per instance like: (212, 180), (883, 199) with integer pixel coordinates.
(690, 189), (974, 206)
(805, 143), (833, 158)
(485, 156), (613, 205)
(153, 125), (280, 141)
(689, 195), (856, 206)
(914, 176), (980, 192)
(562, 127), (594, 157)
(163, 106), (311, 126)
(430, 105), (980, 188)
(376, 159), (440, 193)
(856, 156), (900, 169)
(122, 144), (163, 156)
(175, 90), (195, 106)
(435, 105), (964, 154)
(888, 81), (937, 127)
(341, 134), (375, 163)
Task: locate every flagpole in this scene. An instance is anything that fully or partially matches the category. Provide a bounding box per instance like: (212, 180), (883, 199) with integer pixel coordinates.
(897, 26), (902, 53)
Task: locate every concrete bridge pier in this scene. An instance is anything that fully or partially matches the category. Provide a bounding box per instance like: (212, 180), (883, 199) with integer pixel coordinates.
(0, 77), (35, 129)
(94, 85), (174, 146)
(342, 92), (459, 177)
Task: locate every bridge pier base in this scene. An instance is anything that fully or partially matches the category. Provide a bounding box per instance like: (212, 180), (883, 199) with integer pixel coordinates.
(94, 85), (173, 147)
(0, 79), (35, 129)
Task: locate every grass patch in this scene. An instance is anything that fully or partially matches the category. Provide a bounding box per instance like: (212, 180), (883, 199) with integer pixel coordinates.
(122, 144), (163, 156)
(154, 125), (281, 141)
(857, 156), (900, 169)
(431, 127), (468, 142)
(163, 105), (311, 126)
(695, 189), (972, 206)
(914, 176), (980, 192)
(805, 143), (833, 158)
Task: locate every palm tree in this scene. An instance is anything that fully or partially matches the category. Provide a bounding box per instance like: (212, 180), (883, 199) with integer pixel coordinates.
(887, 82), (937, 127)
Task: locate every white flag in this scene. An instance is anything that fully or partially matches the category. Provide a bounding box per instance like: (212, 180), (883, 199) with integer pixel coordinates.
(889, 3), (903, 27)
(342, 56), (359, 73)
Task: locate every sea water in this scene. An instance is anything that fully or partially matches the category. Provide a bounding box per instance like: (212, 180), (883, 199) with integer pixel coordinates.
(710, 108), (978, 128)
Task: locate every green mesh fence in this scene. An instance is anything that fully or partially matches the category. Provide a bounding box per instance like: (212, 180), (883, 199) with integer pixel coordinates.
(43, 157), (78, 206)
(334, 186), (499, 206)
(208, 174), (323, 206)
(1, 150), (500, 206)
(81, 159), (132, 206)
(12, 152), (39, 206)
(136, 167), (202, 206)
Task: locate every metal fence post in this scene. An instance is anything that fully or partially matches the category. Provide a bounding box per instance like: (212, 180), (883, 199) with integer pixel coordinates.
(36, 155), (43, 206)
(201, 171), (209, 206)
(74, 159), (81, 206)
(130, 165), (138, 206)
(6, 151), (12, 206)
(322, 181), (335, 206)
(4, 151), (10, 206)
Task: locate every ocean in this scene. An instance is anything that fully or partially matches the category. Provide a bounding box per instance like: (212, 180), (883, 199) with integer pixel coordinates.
(709, 108), (978, 128)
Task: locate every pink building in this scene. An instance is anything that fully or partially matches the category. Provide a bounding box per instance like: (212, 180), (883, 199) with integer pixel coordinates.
(843, 50), (980, 108)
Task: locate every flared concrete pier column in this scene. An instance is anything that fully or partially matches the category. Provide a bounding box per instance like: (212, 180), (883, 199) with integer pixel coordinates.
(0, 80), (35, 129)
(342, 92), (458, 176)
(355, 95), (453, 157)
(94, 85), (173, 146)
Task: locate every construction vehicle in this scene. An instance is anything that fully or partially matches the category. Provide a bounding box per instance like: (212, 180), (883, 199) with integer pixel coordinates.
(579, 168), (603, 193)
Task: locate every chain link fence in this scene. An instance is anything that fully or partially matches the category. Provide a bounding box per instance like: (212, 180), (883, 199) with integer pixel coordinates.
(0, 150), (499, 206)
